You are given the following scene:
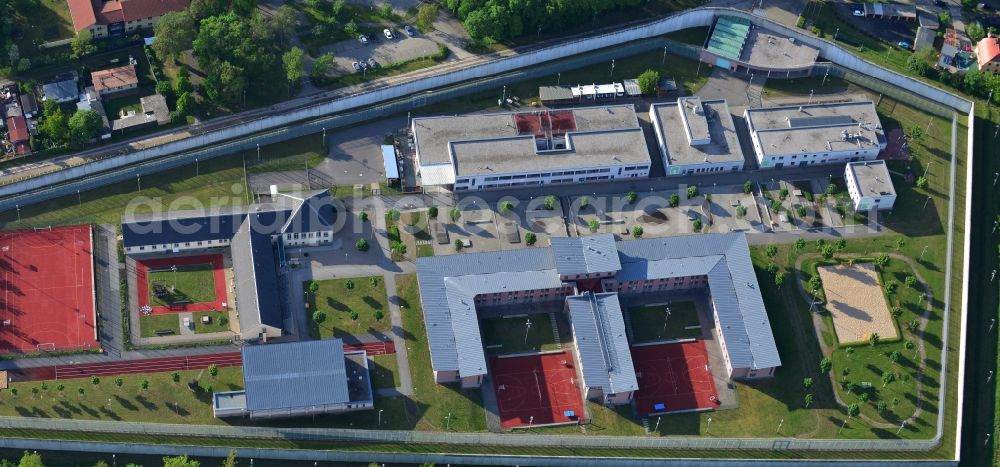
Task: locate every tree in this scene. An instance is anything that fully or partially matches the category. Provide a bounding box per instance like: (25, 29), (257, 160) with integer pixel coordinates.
(770, 199), (782, 212)
(90, 376), (100, 386)
(632, 226), (643, 237)
(808, 275), (822, 292)
(171, 372), (181, 383)
(449, 207), (461, 222)
(525, 232), (537, 246)
(876, 400), (887, 413)
(774, 271), (785, 287)
(803, 377), (813, 389)
(309, 281), (320, 293)
(904, 340), (915, 350)
(454, 238), (464, 251)
(370, 276), (378, 287)
(669, 193), (680, 207)
(222, 449), (238, 467)
(891, 305), (903, 319)
(894, 237), (906, 250)
(114, 377), (124, 389)
(152, 11), (196, 61)
(9, 387), (16, 397)
(915, 176), (929, 189)
(869, 333), (881, 347)
(743, 180), (753, 194)
(208, 364), (219, 377)
(379, 3), (393, 18)
(346, 279), (355, 290)
(374, 309), (385, 321)
(906, 48), (934, 77)
(579, 196), (589, 209)
(175, 92), (195, 118)
(795, 238), (806, 250)
(588, 219), (600, 232)
(17, 451), (44, 467)
(77, 387), (84, 397)
(67, 109), (103, 146)
(905, 275), (917, 289)
(874, 253), (890, 269)
(968, 20), (986, 43)
(313, 310), (327, 324)
(39, 105), (68, 144)
(693, 219), (703, 232)
(417, 3), (439, 31)
(387, 208), (401, 221)
(825, 182), (838, 195)
(56, 384), (65, 394)
(428, 206), (439, 218)
(311, 52), (336, 81)
(845, 347), (854, 358)
(859, 392), (870, 402)
(544, 195), (558, 210)
(499, 200), (514, 214)
(766, 262), (778, 275)
(636, 69), (659, 95)
(847, 403), (860, 418)
(804, 393), (814, 408)
(140, 379), (149, 391)
(155, 80), (176, 105)
(283, 47), (305, 92)
(7, 43), (17, 63)
(189, 0), (226, 20)
(882, 372), (895, 386)
(350, 311), (360, 321)
(203, 60), (247, 108)
(71, 30), (97, 58)
(821, 245), (835, 260)
(766, 244), (777, 257)
(889, 350), (901, 363)
(345, 20), (359, 37)
(735, 205), (747, 217)
(330, 0), (346, 20)
(819, 357), (833, 373)
(163, 456), (200, 467)
(626, 191), (637, 204)
(686, 186), (698, 199)
(270, 5), (299, 43)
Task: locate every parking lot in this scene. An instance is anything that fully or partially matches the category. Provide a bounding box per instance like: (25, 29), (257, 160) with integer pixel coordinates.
(321, 31), (443, 75)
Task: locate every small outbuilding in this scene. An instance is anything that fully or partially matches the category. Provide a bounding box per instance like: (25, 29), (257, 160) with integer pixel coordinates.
(381, 144), (400, 182)
(845, 160), (896, 211)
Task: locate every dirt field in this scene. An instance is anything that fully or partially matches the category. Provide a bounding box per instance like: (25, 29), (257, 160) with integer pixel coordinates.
(817, 262), (898, 344)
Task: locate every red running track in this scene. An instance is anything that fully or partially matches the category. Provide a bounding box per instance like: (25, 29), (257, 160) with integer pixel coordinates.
(490, 351), (584, 429)
(343, 340), (395, 356)
(0, 225), (98, 355)
(631, 340), (720, 416)
(135, 254), (227, 315)
(53, 353), (243, 380)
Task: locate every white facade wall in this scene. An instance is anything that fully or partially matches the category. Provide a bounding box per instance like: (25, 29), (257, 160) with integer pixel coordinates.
(282, 229), (334, 247)
(124, 237), (231, 255)
(845, 165), (897, 211)
(711, 300), (776, 379)
(453, 163), (649, 192)
(744, 110), (882, 170)
(647, 108), (742, 176)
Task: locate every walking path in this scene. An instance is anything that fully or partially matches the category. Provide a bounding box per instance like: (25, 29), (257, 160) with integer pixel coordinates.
(793, 252), (935, 430)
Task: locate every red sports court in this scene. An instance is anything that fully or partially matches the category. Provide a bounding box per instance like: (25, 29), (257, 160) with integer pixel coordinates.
(631, 341), (719, 416)
(135, 254), (227, 314)
(490, 351), (584, 429)
(0, 225), (98, 354)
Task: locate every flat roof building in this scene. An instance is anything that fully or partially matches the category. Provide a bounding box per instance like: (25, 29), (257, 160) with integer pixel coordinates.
(411, 105), (652, 191)
(415, 232), (780, 395)
(381, 144), (400, 181)
(744, 101), (886, 169)
(649, 97), (745, 176)
(845, 160), (897, 211)
(213, 340), (373, 419)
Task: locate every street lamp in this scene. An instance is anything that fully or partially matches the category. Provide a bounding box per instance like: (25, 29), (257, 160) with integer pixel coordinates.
(378, 408), (384, 425)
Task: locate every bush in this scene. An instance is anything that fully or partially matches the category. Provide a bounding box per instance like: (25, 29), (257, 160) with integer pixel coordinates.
(743, 180), (753, 194)
(820, 358), (833, 373)
(449, 207), (461, 222)
(916, 176), (928, 189)
(525, 232), (537, 246)
(687, 186), (698, 199)
(693, 219), (703, 231)
(669, 193), (680, 207)
(374, 309), (385, 321)
(626, 191), (637, 204)
(637, 69), (659, 96)
(588, 219), (600, 232)
(579, 196), (589, 209)
(355, 238), (370, 251)
(796, 16), (806, 28)
(387, 209), (401, 221)
(309, 281), (319, 293)
(735, 205), (747, 217)
(454, 238), (464, 251)
(544, 195), (558, 210)
(766, 245), (777, 257)
(313, 310), (327, 324)
(796, 206), (807, 217)
(632, 226), (644, 237)
(346, 280), (355, 290)
(499, 201), (514, 214)
(428, 206), (438, 218)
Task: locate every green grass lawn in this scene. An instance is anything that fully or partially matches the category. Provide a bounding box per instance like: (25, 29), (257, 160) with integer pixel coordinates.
(799, 1), (915, 73)
(480, 314), (560, 355)
(305, 276), (390, 338)
(369, 354), (399, 391)
(416, 244), (434, 257)
(192, 310), (230, 334)
(138, 314), (180, 338)
(628, 301), (701, 343)
(0, 367), (243, 425)
(395, 273), (487, 432)
(147, 264), (217, 307)
(103, 93), (147, 121)
(0, 135), (326, 229)
(10, 0), (75, 53)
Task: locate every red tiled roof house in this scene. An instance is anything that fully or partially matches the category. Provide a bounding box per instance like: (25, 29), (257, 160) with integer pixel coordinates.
(5, 115), (31, 156)
(67, 0), (190, 38)
(977, 35), (1000, 73)
(92, 64), (139, 96)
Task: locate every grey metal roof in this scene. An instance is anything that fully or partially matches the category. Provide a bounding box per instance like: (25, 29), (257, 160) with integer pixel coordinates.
(566, 292), (637, 394)
(231, 217), (283, 337)
(279, 191), (337, 234)
(242, 340), (349, 412)
(416, 249), (557, 377)
(550, 234), (621, 276)
(615, 233), (781, 370)
(42, 79), (77, 102)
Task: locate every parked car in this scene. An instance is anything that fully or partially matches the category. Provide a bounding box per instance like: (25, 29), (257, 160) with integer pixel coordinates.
(934, 0), (947, 6)
(404, 25), (415, 36)
(898, 40), (910, 49)
(367, 58), (378, 68)
(383, 28), (394, 39)
(852, 8), (864, 16)
(352, 61), (361, 73)
(359, 61), (368, 71)
(359, 34), (368, 45)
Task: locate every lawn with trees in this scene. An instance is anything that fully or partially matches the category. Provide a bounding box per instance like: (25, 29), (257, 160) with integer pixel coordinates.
(147, 264), (217, 307)
(304, 277), (390, 338)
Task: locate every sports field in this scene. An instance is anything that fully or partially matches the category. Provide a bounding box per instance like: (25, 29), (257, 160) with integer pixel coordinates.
(817, 262), (898, 344)
(136, 254), (226, 314)
(631, 341), (719, 416)
(628, 301), (702, 343)
(0, 225), (98, 354)
(490, 351), (584, 429)
(481, 314), (560, 355)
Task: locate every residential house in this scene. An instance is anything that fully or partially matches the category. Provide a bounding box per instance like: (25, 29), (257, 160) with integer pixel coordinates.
(92, 65), (138, 96)
(67, 0), (191, 38)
